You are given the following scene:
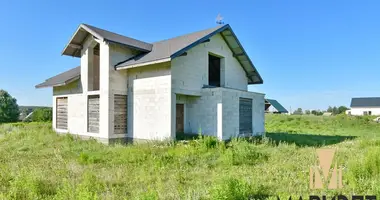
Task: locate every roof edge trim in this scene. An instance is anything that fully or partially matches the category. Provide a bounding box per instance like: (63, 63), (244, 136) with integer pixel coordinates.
(35, 75), (80, 89)
(170, 25), (230, 59)
(105, 39), (152, 52)
(61, 24), (105, 56)
(116, 58), (171, 70)
(170, 24), (263, 84)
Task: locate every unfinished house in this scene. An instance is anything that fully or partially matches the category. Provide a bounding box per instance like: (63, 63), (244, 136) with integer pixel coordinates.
(36, 23), (265, 143)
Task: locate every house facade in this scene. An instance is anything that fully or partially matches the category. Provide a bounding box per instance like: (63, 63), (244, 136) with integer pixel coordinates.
(36, 24), (265, 143)
(347, 97), (380, 116)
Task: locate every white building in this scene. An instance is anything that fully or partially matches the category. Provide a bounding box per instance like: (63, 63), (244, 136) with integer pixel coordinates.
(36, 23), (265, 144)
(347, 97), (380, 116)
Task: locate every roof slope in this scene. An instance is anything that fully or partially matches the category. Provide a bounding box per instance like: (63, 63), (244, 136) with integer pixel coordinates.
(41, 24), (263, 88)
(62, 24), (153, 57)
(35, 66), (80, 88)
(115, 25), (223, 68)
(350, 97), (380, 107)
(266, 99), (288, 113)
(115, 24), (263, 84)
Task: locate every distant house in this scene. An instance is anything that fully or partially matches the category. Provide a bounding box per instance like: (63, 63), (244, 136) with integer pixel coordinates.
(265, 99), (288, 114)
(323, 112), (332, 116)
(347, 97), (380, 116)
(36, 23), (265, 144)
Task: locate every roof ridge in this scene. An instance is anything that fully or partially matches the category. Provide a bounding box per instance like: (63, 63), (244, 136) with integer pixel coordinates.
(81, 23), (152, 45)
(352, 97), (380, 99)
(152, 25), (225, 44)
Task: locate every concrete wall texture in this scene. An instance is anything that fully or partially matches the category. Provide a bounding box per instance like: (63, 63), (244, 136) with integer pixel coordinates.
(177, 88), (265, 140)
(127, 62), (172, 140)
(52, 32), (265, 143)
(171, 33), (248, 94)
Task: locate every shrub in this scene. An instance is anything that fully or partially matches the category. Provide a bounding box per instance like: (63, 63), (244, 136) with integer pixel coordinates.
(31, 108), (52, 122)
(198, 135), (218, 149)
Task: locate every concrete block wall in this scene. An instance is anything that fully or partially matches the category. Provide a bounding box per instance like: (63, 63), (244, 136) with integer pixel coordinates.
(127, 62), (173, 140)
(107, 44), (136, 139)
(53, 79), (82, 96)
(171, 33), (248, 95)
(181, 89), (222, 136)
(53, 93), (108, 139)
(178, 88), (265, 140)
(220, 88), (265, 140)
(52, 40), (138, 142)
(53, 80), (85, 135)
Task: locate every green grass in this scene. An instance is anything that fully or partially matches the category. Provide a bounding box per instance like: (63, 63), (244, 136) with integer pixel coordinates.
(0, 115), (380, 199)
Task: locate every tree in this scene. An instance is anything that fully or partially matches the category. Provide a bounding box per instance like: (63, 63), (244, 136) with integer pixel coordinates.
(311, 110), (323, 116)
(31, 108), (52, 122)
(305, 110), (311, 115)
(0, 90), (20, 123)
(327, 106), (333, 113)
(338, 106), (349, 114)
(293, 108), (303, 115)
(332, 106), (338, 115)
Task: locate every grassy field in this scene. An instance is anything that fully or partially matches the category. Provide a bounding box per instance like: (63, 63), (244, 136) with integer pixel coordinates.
(0, 115), (380, 199)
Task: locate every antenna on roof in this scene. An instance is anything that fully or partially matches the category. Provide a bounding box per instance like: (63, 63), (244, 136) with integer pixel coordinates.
(216, 14), (224, 25)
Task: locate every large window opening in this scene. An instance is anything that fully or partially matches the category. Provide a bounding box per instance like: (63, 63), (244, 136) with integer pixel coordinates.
(208, 54), (221, 87)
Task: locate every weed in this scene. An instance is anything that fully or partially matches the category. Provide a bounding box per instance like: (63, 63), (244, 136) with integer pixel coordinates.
(0, 115), (379, 199)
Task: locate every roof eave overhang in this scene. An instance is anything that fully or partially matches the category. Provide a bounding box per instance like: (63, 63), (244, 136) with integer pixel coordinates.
(104, 38), (152, 53)
(116, 58), (171, 70)
(35, 76), (80, 89)
(62, 24), (153, 58)
(170, 24), (264, 85)
(61, 24), (101, 58)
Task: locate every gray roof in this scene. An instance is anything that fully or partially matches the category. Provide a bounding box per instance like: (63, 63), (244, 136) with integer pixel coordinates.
(265, 99), (288, 113)
(35, 66), (80, 88)
(115, 24), (263, 84)
(45, 24), (263, 87)
(115, 25), (223, 68)
(62, 24), (153, 57)
(350, 97), (380, 107)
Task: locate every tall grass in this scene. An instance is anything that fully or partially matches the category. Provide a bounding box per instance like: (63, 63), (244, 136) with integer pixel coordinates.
(0, 115), (379, 199)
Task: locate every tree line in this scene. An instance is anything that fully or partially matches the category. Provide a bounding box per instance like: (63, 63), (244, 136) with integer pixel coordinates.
(293, 106), (349, 115)
(0, 89), (52, 123)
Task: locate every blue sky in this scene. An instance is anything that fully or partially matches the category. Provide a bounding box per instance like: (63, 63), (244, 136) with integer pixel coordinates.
(0, 0), (379, 111)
